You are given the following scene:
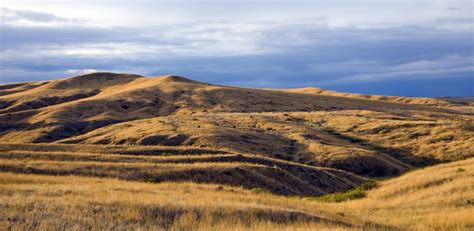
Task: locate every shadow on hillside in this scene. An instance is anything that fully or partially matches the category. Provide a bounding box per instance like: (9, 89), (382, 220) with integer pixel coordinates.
(0, 82), (49, 96)
(0, 91), (100, 114)
(323, 128), (440, 167)
(0, 120), (122, 143)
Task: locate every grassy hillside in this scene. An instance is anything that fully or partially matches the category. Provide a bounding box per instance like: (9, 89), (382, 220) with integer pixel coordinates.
(2, 157), (473, 230)
(0, 73), (472, 177)
(285, 87), (452, 106)
(57, 110), (472, 176)
(0, 143), (365, 196)
(0, 73), (459, 127)
(0, 73), (472, 229)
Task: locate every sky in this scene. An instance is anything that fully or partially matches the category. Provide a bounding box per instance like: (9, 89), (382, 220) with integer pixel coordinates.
(0, 0), (473, 97)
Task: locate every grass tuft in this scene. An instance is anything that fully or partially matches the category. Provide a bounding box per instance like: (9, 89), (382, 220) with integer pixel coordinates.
(251, 187), (271, 194)
(317, 181), (378, 202)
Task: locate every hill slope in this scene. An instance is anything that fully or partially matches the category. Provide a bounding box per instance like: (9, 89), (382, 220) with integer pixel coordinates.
(1, 73), (472, 177)
(1, 72), (473, 229)
(0, 143), (365, 196)
(2, 157), (473, 230)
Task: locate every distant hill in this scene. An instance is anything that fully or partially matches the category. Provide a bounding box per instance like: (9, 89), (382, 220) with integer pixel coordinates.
(437, 96), (474, 104)
(285, 87), (453, 106)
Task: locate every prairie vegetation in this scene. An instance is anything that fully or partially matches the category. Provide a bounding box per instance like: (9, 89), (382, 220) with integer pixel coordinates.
(1, 74), (471, 177)
(0, 73), (473, 229)
(0, 143), (364, 196)
(58, 110), (472, 176)
(1, 158), (473, 230)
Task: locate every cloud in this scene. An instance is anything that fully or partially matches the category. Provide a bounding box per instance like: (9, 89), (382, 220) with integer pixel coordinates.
(0, 6), (473, 96)
(1, 7), (84, 26)
(328, 64), (473, 84)
(66, 69), (99, 75)
(309, 55), (474, 86)
(3, 0), (473, 28)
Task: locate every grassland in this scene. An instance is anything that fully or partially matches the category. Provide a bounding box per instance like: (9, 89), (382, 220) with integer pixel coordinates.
(0, 143), (365, 197)
(1, 157), (473, 230)
(0, 74), (471, 177)
(0, 73), (473, 230)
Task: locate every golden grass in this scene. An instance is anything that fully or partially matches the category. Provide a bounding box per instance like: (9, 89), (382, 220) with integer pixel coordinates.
(0, 142), (230, 156)
(0, 73), (455, 124)
(54, 110), (473, 177)
(329, 157), (474, 230)
(1, 73), (473, 229)
(0, 173), (357, 230)
(0, 143), (365, 196)
(1, 73), (472, 178)
(284, 87), (452, 106)
(1, 158), (473, 230)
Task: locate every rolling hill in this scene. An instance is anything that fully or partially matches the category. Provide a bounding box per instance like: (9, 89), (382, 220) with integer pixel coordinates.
(0, 73), (472, 177)
(0, 72), (473, 229)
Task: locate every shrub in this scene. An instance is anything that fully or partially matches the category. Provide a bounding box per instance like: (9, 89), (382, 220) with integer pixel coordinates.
(316, 181), (377, 202)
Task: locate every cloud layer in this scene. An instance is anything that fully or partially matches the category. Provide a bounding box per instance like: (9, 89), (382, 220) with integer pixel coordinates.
(0, 2), (473, 96)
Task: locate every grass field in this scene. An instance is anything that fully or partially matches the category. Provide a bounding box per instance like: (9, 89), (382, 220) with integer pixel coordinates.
(1, 74), (472, 178)
(0, 143), (365, 197)
(1, 73), (473, 230)
(1, 157), (473, 230)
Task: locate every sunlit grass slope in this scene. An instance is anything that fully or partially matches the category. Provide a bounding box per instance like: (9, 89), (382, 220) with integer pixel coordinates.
(0, 73), (473, 230)
(0, 143), (365, 196)
(1, 158), (473, 230)
(1, 73), (472, 178)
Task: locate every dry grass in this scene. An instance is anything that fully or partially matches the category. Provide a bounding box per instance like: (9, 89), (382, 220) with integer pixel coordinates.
(327, 157), (474, 230)
(1, 158), (473, 230)
(1, 73), (472, 178)
(1, 73), (473, 230)
(0, 143), (365, 196)
(56, 110), (472, 176)
(1, 174), (354, 230)
(284, 87), (453, 106)
(0, 73), (456, 127)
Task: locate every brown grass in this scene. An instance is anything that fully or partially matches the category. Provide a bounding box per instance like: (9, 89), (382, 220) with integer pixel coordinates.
(0, 143), (365, 196)
(1, 158), (473, 230)
(56, 110), (473, 176)
(1, 73), (473, 230)
(1, 73), (472, 178)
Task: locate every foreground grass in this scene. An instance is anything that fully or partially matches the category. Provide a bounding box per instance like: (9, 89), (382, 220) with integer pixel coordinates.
(1, 158), (473, 230)
(0, 173), (357, 230)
